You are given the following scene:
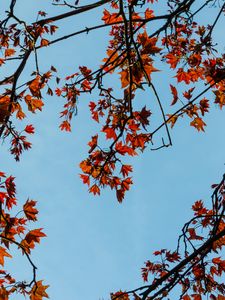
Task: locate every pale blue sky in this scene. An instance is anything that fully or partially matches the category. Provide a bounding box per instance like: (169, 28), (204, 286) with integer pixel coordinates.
(1, 1), (225, 300)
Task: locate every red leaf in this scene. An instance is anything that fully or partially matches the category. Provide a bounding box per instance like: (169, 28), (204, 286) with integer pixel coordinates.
(120, 165), (133, 177)
(24, 125), (35, 134)
(23, 199), (38, 221)
(89, 184), (100, 195)
(59, 120), (71, 132)
(102, 127), (117, 140)
(170, 84), (178, 105)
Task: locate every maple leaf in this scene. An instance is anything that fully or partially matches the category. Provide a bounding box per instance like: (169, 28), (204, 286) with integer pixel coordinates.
(5, 197), (17, 210)
(121, 177), (133, 191)
(24, 125), (35, 134)
(102, 127), (117, 140)
(176, 68), (191, 84)
(199, 98), (209, 116)
(80, 160), (92, 174)
(26, 228), (46, 244)
(21, 229), (46, 253)
(213, 90), (225, 109)
(190, 117), (206, 132)
(59, 120), (71, 132)
(120, 165), (133, 177)
(4, 48), (15, 57)
(30, 280), (49, 300)
(145, 8), (154, 19)
(138, 32), (161, 55)
(165, 251), (181, 262)
(115, 142), (137, 156)
(5, 176), (16, 198)
(23, 199), (38, 221)
(55, 88), (62, 96)
(115, 189), (124, 202)
(80, 174), (90, 186)
(40, 39), (49, 47)
(192, 200), (208, 216)
(0, 247), (12, 266)
(183, 87), (195, 100)
(89, 184), (100, 195)
(101, 9), (122, 24)
(25, 95), (44, 113)
(165, 53), (180, 69)
(29, 76), (43, 97)
(135, 106), (151, 130)
(188, 228), (203, 240)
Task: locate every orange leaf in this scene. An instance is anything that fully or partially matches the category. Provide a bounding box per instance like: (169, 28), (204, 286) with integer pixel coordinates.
(59, 120), (71, 132)
(28, 76), (44, 97)
(120, 69), (129, 88)
(190, 117), (206, 132)
(145, 8), (154, 19)
(40, 39), (49, 47)
(167, 114), (178, 128)
(170, 84), (178, 105)
(55, 88), (62, 96)
(30, 280), (49, 300)
(0, 247), (12, 266)
(24, 125), (35, 134)
(115, 141), (137, 156)
(5, 48), (15, 58)
(25, 95), (44, 112)
(23, 199), (38, 221)
(120, 165), (133, 177)
(80, 174), (90, 186)
(102, 127), (117, 140)
(165, 53), (180, 69)
(80, 160), (92, 174)
(102, 9), (122, 24)
(21, 229), (46, 253)
(89, 184), (100, 195)
(121, 177), (132, 191)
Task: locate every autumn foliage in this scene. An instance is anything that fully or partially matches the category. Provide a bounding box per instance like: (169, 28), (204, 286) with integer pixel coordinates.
(0, 0), (225, 299)
(0, 172), (47, 299)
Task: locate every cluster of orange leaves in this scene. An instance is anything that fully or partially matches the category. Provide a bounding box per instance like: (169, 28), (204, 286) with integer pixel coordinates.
(0, 171), (48, 300)
(1, 1), (225, 201)
(1, 1), (225, 299)
(110, 181), (225, 300)
(56, 4), (225, 202)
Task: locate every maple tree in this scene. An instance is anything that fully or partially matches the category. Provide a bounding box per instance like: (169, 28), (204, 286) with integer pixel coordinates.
(0, 0), (225, 299)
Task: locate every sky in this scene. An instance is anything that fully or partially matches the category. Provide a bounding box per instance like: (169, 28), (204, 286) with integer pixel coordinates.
(1, 1), (225, 300)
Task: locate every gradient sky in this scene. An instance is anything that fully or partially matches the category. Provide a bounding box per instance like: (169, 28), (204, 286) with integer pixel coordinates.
(1, 1), (225, 300)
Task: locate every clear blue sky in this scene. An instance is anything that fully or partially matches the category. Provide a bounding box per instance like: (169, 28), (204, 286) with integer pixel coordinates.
(1, 1), (225, 300)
